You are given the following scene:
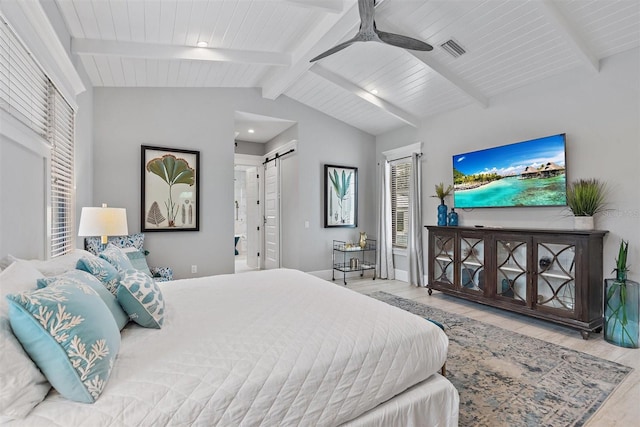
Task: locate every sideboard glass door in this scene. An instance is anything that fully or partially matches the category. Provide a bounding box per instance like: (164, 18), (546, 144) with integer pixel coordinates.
(459, 234), (485, 295)
(535, 241), (576, 316)
(495, 238), (528, 305)
(433, 233), (455, 289)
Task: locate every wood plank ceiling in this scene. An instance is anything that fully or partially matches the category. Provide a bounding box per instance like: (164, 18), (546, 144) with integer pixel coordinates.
(53, 0), (640, 136)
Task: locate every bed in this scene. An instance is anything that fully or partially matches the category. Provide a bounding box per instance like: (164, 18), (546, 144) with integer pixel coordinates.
(1, 259), (458, 426)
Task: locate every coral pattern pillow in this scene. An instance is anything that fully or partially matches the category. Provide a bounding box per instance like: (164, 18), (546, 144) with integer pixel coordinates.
(37, 270), (128, 331)
(99, 243), (134, 272)
(6, 281), (120, 403)
(76, 256), (121, 295)
(117, 269), (165, 328)
(0, 262), (50, 420)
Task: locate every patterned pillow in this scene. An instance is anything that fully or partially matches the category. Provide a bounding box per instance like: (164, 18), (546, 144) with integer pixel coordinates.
(6, 281), (120, 403)
(37, 270), (128, 331)
(99, 244), (134, 272)
(121, 248), (152, 277)
(76, 256), (121, 295)
(117, 269), (165, 329)
(84, 233), (145, 256)
(0, 262), (50, 420)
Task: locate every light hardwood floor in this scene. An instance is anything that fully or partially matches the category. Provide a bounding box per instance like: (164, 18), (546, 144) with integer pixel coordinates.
(337, 276), (639, 427)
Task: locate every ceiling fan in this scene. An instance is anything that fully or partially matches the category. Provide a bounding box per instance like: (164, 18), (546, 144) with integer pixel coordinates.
(310, 0), (433, 62)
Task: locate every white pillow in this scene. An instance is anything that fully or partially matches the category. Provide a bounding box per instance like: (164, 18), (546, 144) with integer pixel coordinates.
(4, 249), (95, 277)
(0, 261), (51, 419)
(0, 255), (16, 270)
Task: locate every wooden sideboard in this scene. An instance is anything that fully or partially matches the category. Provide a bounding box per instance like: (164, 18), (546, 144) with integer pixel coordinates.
(426, 226), (608, 339)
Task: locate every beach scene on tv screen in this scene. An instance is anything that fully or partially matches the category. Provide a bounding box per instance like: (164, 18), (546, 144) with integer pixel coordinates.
(453, 134), (567, 208)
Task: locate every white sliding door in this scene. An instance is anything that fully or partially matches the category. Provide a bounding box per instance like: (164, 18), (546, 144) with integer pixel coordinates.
(263, 159), (280, 269)
(246, 167), (261, 269)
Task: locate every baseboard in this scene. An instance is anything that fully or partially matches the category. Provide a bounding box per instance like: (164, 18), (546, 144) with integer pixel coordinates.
(394, 269), (408, 282)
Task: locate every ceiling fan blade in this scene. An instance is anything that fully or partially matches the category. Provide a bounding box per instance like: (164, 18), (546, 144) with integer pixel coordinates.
(376, 31), (433, 51)
(310, 33), (368, 62)
(310, 41), (356, 62)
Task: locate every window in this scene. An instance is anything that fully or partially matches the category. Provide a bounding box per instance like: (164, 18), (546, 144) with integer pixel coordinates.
(1, 16), (75, 257)
(49, 88), (75, 257)
(391, 161), (411, 248)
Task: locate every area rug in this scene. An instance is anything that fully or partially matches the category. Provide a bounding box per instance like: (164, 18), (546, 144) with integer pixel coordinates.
(369, 291), (633, 427)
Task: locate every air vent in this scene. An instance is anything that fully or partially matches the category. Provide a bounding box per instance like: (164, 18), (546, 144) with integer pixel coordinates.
(440, 39), (466, 58)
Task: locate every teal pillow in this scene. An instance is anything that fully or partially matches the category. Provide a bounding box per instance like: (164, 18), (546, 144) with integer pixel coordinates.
(117, 269), (165, 329)
(122, 248), (152, 277)
(37, 270), (128, 330)
(6, 281), (120, 403)
(76, 256), (120, 295)
(99, 244), (134, 272)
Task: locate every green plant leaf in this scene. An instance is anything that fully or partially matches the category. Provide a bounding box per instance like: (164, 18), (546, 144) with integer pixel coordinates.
(566, 178), (606, 216)
(146, 155), (195, 187)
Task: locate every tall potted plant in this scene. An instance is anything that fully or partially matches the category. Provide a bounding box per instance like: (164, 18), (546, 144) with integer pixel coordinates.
(604, 240), (639, 348)
(433, 183), (453, 226)
(566, 178), (607, 230)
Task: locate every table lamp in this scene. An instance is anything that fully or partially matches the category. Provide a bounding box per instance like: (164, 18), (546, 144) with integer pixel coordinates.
(78, 203), (128, 247)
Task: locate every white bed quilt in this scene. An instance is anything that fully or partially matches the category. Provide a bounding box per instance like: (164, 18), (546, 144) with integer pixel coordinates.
(10, 269), (449, 426)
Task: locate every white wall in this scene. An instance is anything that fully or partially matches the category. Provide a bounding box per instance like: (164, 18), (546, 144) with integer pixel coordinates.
(0, 129), (48, 259)
(377, 48), (640, 282)
(93, 87), (376, 278)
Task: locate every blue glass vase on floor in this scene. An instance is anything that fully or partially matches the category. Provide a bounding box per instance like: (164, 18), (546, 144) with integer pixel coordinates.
(437, 202), (448, 226)
(604, 274), (639, 348)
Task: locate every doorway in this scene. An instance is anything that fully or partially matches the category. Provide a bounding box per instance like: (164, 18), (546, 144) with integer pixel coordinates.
(234, 159), (262, 273)
(233, 110), (297, 273)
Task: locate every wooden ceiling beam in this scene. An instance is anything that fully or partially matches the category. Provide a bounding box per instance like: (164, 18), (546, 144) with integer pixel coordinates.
(310, 64), (419, 128)
(72, 38), (291, 66)
(535, 0), (599, 73)
(261, 0), (392, 100)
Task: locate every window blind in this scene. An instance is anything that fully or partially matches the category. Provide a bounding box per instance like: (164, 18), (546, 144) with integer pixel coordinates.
(49, 87), (75, 257)
(391, 161), (411, 248)
(1, 15), (75, 257)
(0, 16), (49, 137)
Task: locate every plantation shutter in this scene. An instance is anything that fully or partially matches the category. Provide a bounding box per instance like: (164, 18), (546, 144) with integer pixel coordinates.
(49, 88), (75, 257)
(1, 15), (76, 257)
(391, 161), (411, 248)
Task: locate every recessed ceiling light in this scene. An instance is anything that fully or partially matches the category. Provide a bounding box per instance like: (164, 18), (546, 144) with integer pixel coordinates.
(371, 89), (378, 95)
(196, 41), (208, 48)
(248, 129), (255, 134)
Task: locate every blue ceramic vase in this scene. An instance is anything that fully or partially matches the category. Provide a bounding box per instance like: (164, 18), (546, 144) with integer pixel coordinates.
(437, 202), (448, 226)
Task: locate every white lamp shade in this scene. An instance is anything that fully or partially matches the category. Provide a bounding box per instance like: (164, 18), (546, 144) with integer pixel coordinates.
(78, 207), (129, 237)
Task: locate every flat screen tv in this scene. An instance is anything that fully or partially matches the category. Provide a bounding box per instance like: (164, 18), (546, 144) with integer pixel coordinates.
(452, 134), (567, 208)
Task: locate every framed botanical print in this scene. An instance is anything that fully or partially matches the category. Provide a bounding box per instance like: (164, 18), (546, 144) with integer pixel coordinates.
(141, 145), (199, 232)
(324, 164), (357, 228)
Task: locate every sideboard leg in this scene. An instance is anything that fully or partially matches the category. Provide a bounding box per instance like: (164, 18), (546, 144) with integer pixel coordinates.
(428, 288), (433, 296)
(580, 330), (590, 340)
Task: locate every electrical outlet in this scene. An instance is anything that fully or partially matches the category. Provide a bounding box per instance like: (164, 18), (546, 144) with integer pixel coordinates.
(191, 265), (197, 274)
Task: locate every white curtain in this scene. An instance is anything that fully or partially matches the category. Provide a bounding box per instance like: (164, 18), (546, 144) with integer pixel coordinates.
(377, 161), (394, 279)
(408, 153), (425, 286)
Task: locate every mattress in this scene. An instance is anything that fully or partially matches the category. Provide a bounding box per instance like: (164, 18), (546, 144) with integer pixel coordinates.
(9, 269), (454, 426)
